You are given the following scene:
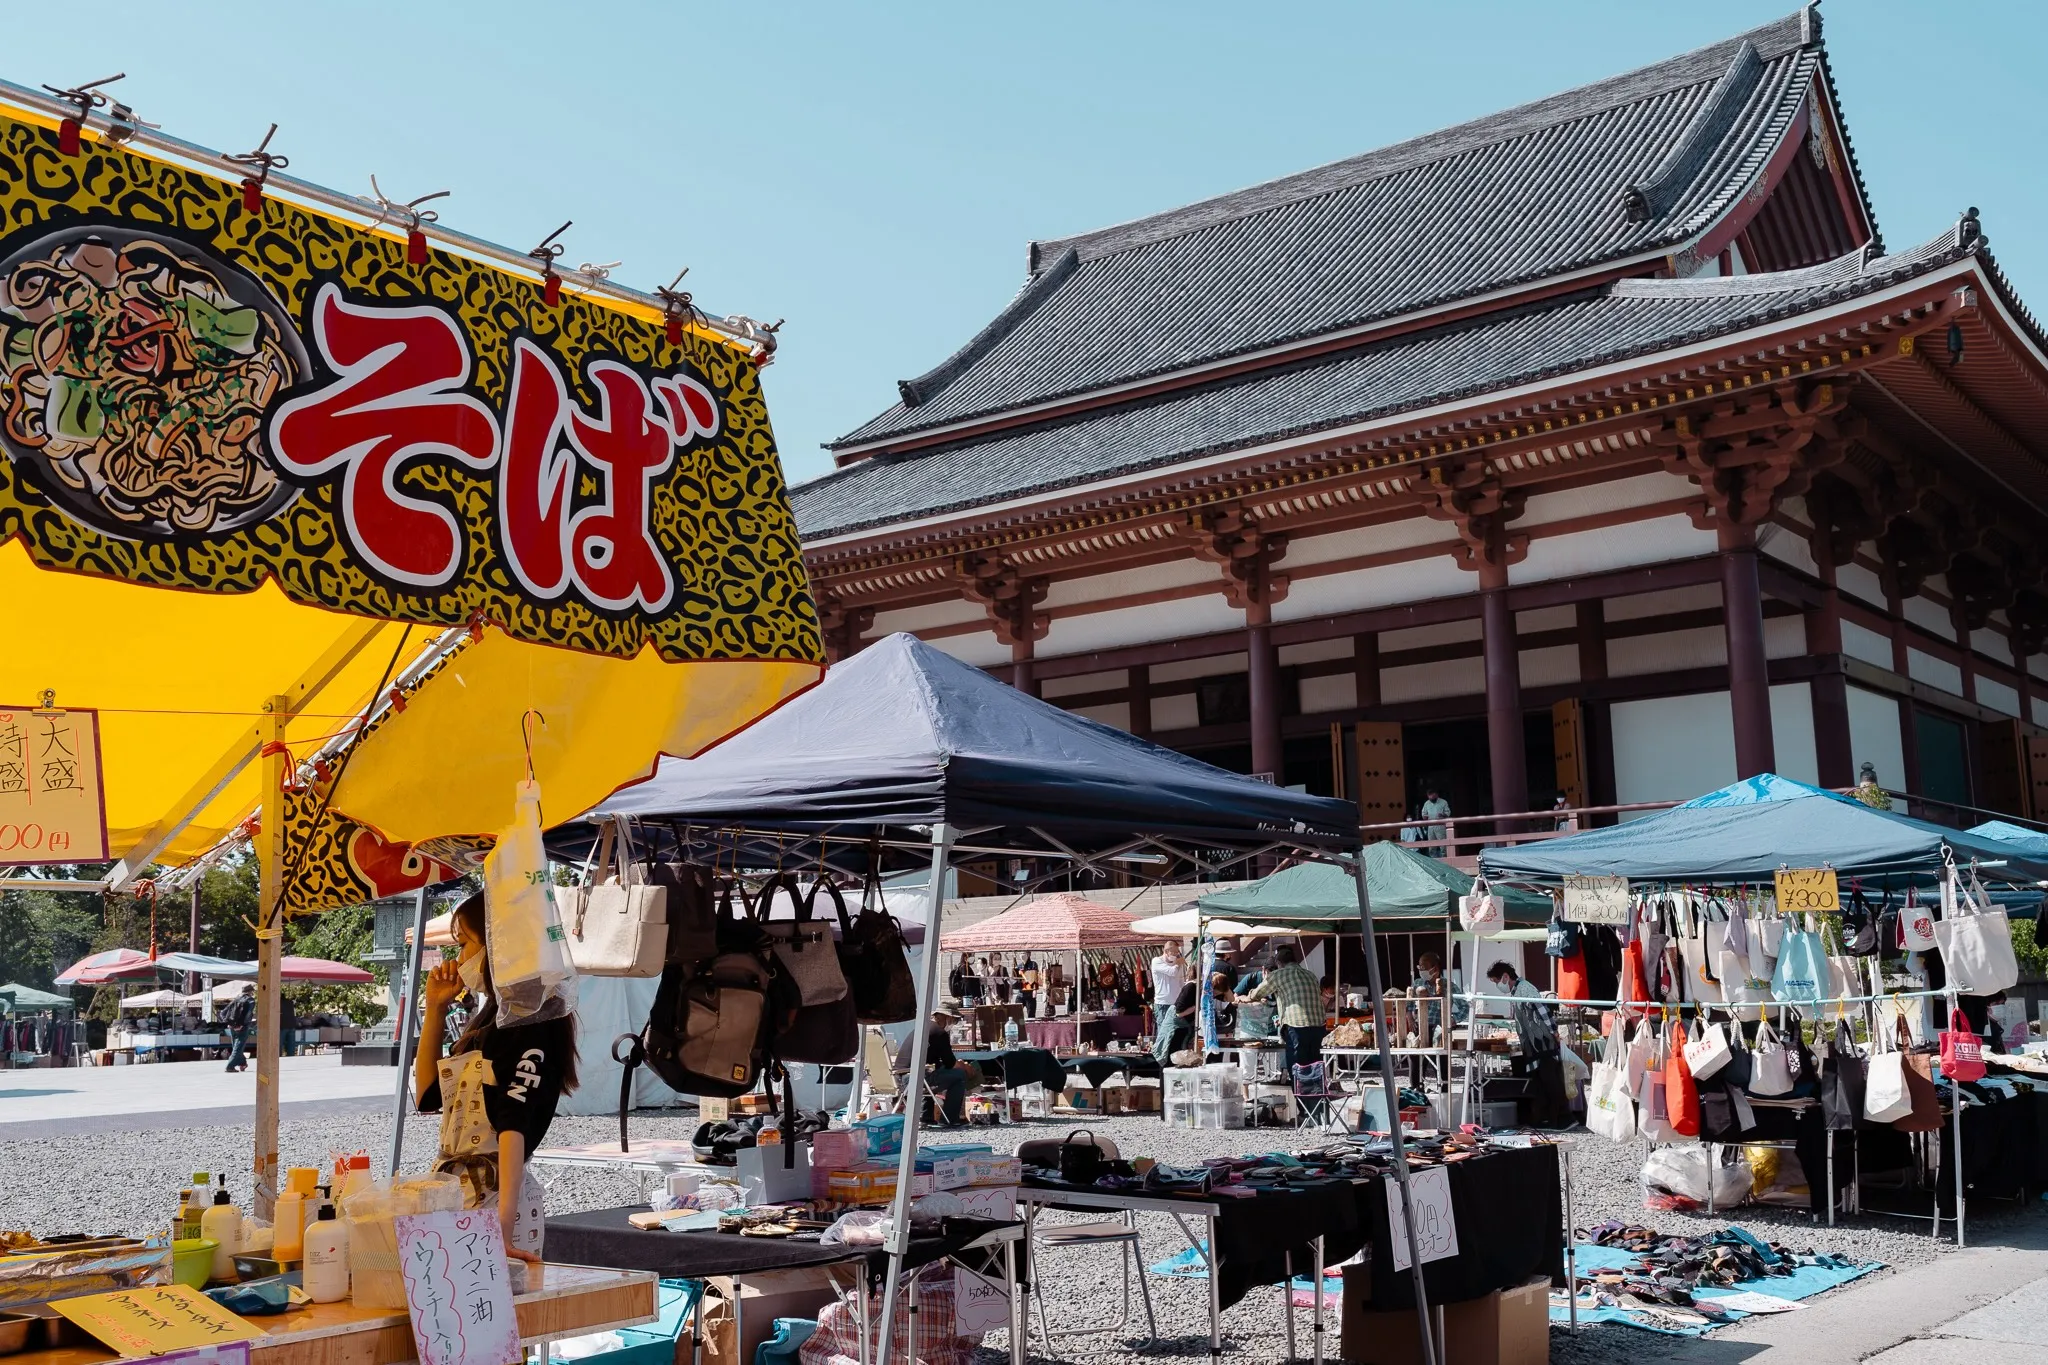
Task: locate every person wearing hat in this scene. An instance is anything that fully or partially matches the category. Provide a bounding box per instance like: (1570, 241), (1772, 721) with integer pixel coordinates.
(894, 1008), (968, 1126)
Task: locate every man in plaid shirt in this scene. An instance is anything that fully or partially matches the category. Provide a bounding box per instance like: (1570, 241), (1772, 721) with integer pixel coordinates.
(1248, 944), (1326, 1073)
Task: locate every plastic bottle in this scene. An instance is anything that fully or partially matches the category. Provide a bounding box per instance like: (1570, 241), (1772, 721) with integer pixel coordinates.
(274, 1169), (318, 1261)
(340, 1154), (372, 1200)
(1002, 1015), (1021, 1047)
(175, 1189), (194, 1241)
(302, 1203), (350, 1303)
(200, 1189), (240, 1282)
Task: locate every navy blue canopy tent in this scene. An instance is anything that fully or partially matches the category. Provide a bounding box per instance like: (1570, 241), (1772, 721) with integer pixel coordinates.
(580, 631), (1359, 861)
(1480, 774), (2048, 884)
(564, 633), (1439, 1361)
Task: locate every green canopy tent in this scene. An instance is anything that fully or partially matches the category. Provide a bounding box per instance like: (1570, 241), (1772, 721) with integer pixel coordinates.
(0, 982), (76, 1012)
(1197, 841), (1551, 927)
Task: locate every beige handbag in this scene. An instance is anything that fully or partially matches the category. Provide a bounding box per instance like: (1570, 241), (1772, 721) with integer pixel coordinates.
(566, 819), (669, 977)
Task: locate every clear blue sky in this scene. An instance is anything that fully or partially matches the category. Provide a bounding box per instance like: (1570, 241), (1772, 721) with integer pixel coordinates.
(7, 2), (2041, 486)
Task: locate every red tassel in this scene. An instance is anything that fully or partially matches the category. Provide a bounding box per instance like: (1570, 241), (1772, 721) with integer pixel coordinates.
(241, 179), (263, 213)
(57, 118), (81, 155)
(665, 313), (683, 345)
(542, 272), (562, 307)
(407, 228), (428, 265)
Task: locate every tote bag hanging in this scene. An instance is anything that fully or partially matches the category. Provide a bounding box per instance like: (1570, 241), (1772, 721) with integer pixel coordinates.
(1459, 879), (1505, 937)
(1933, 868), (2021, 995)
(1746, 1015), (1795, 1097)
(1939, 1026), (1986, 1082)
(1771, 925), (1828, 1006)
(1899, 890), (1938, 954)
(1683, 1021), (1733, 1080)
(1820, 1021), (1865, 1131)
(565, 818), (670, 978)
(1864, 1014), (1914, 1123)
(1586, 1026), (1638, 1142)
(1638, 1028), (1676, 1143)
(1663, 1022), (1701, 1137)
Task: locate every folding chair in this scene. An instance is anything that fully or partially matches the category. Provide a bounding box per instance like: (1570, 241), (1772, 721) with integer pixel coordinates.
(1030, 1209), (1156, 1347)
(1292, 1061), (1344, 1132)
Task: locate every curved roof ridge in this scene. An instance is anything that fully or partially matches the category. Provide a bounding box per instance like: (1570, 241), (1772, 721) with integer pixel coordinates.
(895, 248), (1079, 410)
(1624, 40), (1765, 223)
(1610, 220), (1975, 301)
(1033, 9), (1810, 266)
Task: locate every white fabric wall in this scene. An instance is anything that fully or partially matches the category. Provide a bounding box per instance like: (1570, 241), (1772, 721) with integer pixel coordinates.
(1611, 683), (1816, 815)
(1846, 686), (1907, 794)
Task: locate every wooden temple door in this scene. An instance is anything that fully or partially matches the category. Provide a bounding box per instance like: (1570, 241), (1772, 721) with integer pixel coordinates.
(1552, 699), (1588, 810)
(1979, 717), (2031, 818)
(1352, 722), (1406, 828)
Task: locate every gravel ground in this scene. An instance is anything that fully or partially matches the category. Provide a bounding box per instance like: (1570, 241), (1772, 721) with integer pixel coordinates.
(4, 1103), (2040, 1365)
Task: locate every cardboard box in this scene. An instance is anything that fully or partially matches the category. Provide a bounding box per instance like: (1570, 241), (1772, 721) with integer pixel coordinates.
(968, 1155), (1020, 1187)
(1126, 1083), (1161, 1113)
(952, 1184), (1017, 1221)
(810, 1127), (864, 1168)
(1339, 1274), (1549, 1365)
(735, 1142), (812, 1205)
(705, 1267), (840, 1363)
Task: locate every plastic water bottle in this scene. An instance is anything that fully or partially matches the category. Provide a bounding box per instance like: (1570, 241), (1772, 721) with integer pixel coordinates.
(1002, 1015), (1020, 1047)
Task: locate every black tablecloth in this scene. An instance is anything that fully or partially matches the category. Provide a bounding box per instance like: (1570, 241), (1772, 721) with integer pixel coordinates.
(1359, 1144), (1563, 1309)
(1023, 1174), (1364, 1310)
(1064, 1054), (1162, 1087)
(547, 1206), (1024, 1282)
(957, 1048), (1069, 1091)
(1939, 1085), (2048, 1213)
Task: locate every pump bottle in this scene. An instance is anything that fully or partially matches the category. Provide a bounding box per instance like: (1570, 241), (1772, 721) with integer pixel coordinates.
(302, 1203), (350, 1303)
(199, 1188), (241, 1281)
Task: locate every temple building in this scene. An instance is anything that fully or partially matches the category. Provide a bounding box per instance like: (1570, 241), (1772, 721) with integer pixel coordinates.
(792, 7), (2048, 833)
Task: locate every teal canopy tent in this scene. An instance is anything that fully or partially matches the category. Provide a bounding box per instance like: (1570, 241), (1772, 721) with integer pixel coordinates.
(1198, 841), (1551, 927)
(0, 982), (76, 1012)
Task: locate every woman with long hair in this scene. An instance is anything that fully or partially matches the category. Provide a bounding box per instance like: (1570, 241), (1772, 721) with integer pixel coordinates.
(414, 893), (579, 1264)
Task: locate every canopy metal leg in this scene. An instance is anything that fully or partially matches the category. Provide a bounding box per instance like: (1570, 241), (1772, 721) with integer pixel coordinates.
(389, 886), (430, 1176)
(1350, 855), (1438, 1365)
(875, 824), (955, 1365)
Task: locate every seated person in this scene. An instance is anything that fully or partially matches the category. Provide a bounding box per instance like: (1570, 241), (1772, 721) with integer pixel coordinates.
(893, 1008), (968, 1126)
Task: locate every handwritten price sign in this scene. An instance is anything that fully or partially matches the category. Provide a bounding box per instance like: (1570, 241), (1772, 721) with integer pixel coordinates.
(1774, 867), (1839, 914)
(1561, 874), (1630, 925)
(394, 1209), (521, 1365)
(52, 1285), (263, 1357)
(1385, 1167), (1460, 1273)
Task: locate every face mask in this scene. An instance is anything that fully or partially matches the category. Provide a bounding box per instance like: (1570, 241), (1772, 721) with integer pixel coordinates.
(457, 949), (486, 995)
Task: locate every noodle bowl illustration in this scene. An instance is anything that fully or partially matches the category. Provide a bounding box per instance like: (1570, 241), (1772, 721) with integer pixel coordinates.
(0, 227), (306, 537)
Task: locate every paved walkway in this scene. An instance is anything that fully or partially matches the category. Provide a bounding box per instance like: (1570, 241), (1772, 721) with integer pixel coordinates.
(0, 1055), (400, 1136)
(1646, 1213), (2048, 1363)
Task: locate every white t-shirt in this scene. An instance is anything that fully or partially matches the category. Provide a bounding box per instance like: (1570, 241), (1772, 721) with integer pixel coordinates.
(1151, 955), (1188, 1006)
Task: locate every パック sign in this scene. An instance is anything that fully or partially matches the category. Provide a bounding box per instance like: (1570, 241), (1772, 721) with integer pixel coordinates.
(0, 110), (819, 666)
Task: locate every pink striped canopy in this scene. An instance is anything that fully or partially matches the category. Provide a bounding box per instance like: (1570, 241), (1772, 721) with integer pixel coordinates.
(941, 893), (1148, 952)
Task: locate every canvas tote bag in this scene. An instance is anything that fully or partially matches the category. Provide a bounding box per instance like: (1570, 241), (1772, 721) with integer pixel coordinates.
(566, 818), (669, 977)
(1934, 866), (2020, 995)
(1586, 1024), (1638, 1142)
(1864, 1011), (1914, 1123)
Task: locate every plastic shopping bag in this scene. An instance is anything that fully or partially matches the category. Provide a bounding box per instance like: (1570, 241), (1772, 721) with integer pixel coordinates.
(484, 779), (579, 1025)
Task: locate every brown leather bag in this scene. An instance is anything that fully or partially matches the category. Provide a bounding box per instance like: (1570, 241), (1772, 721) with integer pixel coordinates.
(1894, 1016), (1945, 1133)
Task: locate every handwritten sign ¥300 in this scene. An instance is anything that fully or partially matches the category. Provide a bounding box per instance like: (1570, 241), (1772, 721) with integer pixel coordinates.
(1384, 1166), (1460, 1273)
(1561, 874), (1630, 926)
(52, 1285), (264, 1358)
(394, 1209), (521, 1365)
(1774, 867), (1840, 914)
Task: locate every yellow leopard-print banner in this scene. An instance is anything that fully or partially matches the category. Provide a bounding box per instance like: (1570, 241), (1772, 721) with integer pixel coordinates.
(0, 108), (822, 665)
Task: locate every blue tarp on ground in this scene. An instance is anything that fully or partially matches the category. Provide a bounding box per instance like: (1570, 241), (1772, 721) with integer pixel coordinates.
(1551, 1235), (1881, 1336)
(1480, 774), (2048, 884)
(578, 632), (1359, 858)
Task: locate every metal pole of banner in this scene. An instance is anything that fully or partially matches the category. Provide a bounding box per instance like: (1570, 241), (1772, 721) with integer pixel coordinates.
(389, 886), (431, 1176)
(1349, 853), (1438, 1365)
(1950, 990), (1966, 1247)
(875, 824), (955, 1365)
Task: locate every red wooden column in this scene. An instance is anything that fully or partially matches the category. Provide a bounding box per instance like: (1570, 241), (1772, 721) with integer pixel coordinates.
(1129, 665), (1152, 739)
(1248, 601), (1283, 781)
(1354, 632), (1381, 711)
(1720, 522), (1776, 777)
(1807, 534), (1854, 788)
(1479, 557), (1528, 816)
(1950, 602), (1978, 704)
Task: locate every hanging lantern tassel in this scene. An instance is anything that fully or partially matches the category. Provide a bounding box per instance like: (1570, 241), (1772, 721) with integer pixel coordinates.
(543, 270), (562, 307)
(407, 226), (429, 265)
(57, 118), (82, 156)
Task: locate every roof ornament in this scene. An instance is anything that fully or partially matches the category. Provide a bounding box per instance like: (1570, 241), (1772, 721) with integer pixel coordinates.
(1956, 207), (1982, 250)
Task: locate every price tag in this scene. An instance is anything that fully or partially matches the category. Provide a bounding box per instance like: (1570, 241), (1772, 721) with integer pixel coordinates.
(953, 1267), (1011, 1335)
(1561, 874), (1630, 925)
(1384, 1166), (1459, 1272)
(394, 1209), (521, 1365)
(1774, 868), (1839, 913)
(0, 705), (109, 863)
(52, 1286), (264, 1357)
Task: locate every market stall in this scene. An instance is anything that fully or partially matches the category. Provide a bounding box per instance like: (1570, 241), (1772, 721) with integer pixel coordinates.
(0, 66), (821, 1365)
(943, 892), (1151, 1047)
(557, 631), (1446, 1364)
(1478, 774), (2048, 1243)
